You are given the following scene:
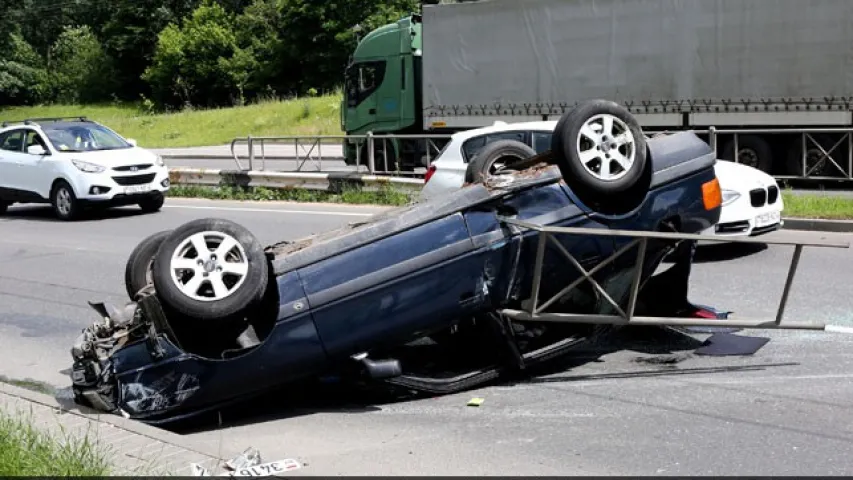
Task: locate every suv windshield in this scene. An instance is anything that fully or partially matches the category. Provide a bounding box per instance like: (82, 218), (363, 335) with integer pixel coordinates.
(42, 123), (132, 152)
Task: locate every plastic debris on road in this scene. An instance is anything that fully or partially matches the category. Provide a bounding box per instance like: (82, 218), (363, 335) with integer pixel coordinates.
(467, 397), (484, 407)
(191, 447), (303, 477)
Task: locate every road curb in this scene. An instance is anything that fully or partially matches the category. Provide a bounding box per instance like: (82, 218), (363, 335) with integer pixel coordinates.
(168, 167), (424, 193)
(0, 382), (225, 475)
(783, 217), (853, 233)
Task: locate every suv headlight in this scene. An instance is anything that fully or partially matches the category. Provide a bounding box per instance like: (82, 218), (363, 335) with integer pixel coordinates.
(721, 189), (740, 206)
(155, 154), (165, 167)
(72, 159), (105, 173)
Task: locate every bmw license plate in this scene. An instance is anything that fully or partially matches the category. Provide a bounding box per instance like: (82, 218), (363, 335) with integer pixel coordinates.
(124, 184), (151, 194)
(755, 211), (780, 228)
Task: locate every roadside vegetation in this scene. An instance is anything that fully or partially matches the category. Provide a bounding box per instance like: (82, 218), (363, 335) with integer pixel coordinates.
(168, 184), (414, 207)
(781, 191), (853, 220)
(0, 93), (343, 148)
(0, 408), (113, 475)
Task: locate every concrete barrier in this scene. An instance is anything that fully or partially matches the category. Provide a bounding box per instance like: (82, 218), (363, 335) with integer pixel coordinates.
(167, 167), (425, 194)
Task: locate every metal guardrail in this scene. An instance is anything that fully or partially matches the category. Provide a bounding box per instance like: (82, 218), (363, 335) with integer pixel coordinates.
(228, 133), (452, 175)
(216, 126), (853, 182)
(705, 127), (853, 181)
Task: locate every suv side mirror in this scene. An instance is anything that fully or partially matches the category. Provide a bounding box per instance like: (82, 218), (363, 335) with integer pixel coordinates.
(126, 138), (137, 147)
(27, 145), (47, 156)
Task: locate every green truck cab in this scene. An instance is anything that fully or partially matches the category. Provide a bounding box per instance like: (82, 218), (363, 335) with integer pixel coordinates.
(341, 14), (429, 172)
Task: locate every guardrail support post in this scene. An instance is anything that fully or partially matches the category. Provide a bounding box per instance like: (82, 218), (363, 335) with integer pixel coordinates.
(367, 131), (375, 173)
(247, 135), (254, 171)
(708, 126), (717, 153)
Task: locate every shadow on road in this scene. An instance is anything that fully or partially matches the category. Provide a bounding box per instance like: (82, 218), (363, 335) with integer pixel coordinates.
(2, 205), (149, 223)
(149, 326), (795, 436)
(692, 242), (769, 263)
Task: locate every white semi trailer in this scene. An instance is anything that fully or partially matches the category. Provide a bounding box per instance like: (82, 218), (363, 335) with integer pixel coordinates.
(341, 0), (853, 182)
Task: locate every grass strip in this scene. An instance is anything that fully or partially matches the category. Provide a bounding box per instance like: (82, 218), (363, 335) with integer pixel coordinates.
(0, 407), (113, 475)
(167, 183), (414, 206)
(782, 191), (853, 220)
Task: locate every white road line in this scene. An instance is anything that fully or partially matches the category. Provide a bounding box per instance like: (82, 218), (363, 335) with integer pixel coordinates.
(163, 204), (375, 216)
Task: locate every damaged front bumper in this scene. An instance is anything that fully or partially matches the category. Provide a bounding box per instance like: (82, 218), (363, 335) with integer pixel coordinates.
(69, 284), (329, 424)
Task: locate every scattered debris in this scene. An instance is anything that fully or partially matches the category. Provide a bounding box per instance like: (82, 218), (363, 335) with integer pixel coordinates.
(633, 353), (692, 365)
(191, 448), (303, 477)
(467, 397), (485, 407)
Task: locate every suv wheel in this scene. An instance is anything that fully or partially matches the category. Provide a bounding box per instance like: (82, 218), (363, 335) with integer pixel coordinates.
(51, 181), (79, 221)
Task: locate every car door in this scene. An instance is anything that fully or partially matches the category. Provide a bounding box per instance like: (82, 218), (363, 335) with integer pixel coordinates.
(296, 210), (487, 358)
(0, 129), (27, 195)
(499, 181), (619, 315)
(19, 129), (53, 198)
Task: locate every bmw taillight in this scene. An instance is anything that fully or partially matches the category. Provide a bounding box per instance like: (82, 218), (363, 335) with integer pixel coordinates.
(424, 164), (437, 184)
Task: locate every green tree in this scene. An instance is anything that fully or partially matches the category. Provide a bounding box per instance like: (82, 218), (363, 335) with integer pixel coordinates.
(0, 33), (49, 105)
(143, 1), (257, 108)
(275, 0), (418, 95)
(47, 25), (117, 103)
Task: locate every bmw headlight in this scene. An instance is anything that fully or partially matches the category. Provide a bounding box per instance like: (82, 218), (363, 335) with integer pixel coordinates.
(721, 189), (741, 206)
(72, 159), (105, 173)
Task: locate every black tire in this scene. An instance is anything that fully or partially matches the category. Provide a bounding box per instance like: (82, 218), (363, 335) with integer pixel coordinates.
(783, 133), (845, 177)
(51, 180), (80, 221)
(722, 134), (773, 173)
(0, 201), (9, 215)
(124, 230), (172, 300)
(552, 99), (647, 196)
(464, 139), (537, 184)
(151, 218), (269, 323)
(139, 193), (165, 213)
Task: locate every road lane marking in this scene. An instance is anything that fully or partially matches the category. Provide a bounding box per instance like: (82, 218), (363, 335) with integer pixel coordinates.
(163, 204), (375, 216)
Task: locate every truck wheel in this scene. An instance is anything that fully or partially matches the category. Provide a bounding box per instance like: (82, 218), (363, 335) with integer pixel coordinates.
(124, 230), (172, 300)
(361, 140), (400, 172)
(464, 140), (537, 184)
(0, 201), (9, 215)
(784, 134), (845, 177)
(721, 135), (772, 173)
(151, 218), (269, 324)
(552, 99), (647, 196)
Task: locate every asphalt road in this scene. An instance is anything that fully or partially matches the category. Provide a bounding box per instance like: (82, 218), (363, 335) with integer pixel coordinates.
(1, 199), (853, 475)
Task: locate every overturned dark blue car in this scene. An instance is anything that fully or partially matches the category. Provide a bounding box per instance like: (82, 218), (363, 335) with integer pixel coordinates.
(70, 100), (729, 424)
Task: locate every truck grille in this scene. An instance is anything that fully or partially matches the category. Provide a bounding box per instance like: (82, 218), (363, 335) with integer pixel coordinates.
(112, 173), (156, 186)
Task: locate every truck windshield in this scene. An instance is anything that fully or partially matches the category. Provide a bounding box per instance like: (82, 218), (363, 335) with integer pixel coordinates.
(345, 61), (386, 108)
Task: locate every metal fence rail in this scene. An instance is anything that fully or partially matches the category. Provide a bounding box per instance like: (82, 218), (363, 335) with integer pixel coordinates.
(229, 133), (452, 175)
(498, 217), (851, 332)
(215, 126), (853, 182)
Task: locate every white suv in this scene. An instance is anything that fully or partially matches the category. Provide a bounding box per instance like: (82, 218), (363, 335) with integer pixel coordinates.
(0, 117), (170, 220)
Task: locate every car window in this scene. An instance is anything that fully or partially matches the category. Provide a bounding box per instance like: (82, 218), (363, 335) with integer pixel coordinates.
(42, 123), (131, 152)
(24, 130), (49, 152)
(0, 129), (25, 152)
(531, 132), (553, 154)
(461, 130), (527, 162)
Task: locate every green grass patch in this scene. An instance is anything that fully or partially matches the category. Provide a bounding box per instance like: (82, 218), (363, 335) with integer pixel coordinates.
(782, 191), (853, 220)
(0, 93), (343, 149)
(168, 183), (413, 207)
(0, 407), (113, 475)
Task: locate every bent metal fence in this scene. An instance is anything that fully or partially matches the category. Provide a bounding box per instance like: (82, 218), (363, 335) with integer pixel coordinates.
(497, 217), (852, 332)
(228, 133), (452, 175)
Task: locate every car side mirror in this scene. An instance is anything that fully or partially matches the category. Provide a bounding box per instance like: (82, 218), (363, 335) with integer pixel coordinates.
(126, 138), (137, 147)
(27, 145), (47, 156)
